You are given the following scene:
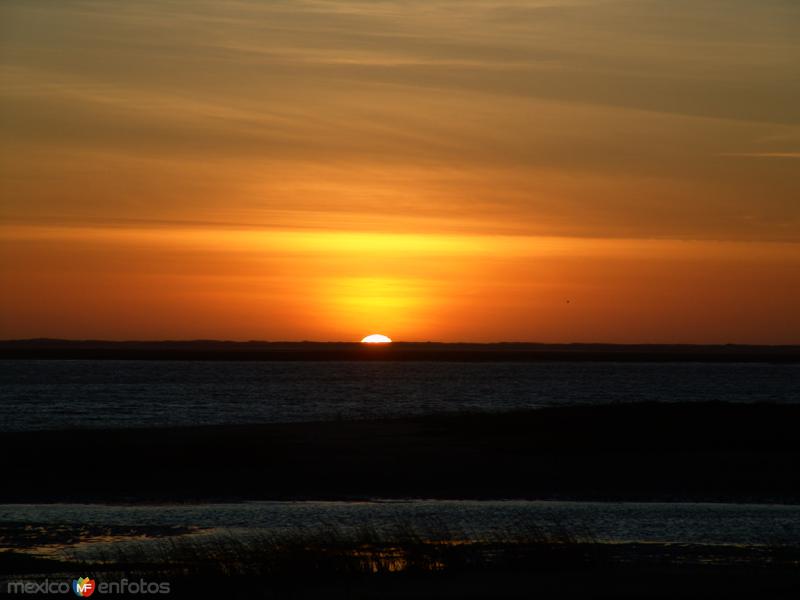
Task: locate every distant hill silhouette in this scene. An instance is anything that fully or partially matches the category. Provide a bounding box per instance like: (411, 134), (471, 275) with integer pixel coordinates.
(1, 339), (798, 362)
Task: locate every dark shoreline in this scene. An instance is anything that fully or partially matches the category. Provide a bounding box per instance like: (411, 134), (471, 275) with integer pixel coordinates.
(4, 402), (798, 504)
(2, 339), (799, 362)
(5, 528), (799, 600)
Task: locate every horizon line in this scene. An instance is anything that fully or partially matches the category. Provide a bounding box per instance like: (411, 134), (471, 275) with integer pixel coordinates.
(2, 338), (799, 348)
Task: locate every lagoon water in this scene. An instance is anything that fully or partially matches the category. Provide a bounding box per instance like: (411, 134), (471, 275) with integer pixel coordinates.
(1, 360), (798, 431)
(2, 359), (799, 562)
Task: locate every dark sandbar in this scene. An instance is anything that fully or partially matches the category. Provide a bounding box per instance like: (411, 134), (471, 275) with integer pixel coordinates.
(3, 403), (798, 503)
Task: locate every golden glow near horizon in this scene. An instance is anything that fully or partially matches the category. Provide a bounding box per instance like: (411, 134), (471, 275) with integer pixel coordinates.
(1, 1), (799, 343)
(361, 334), (392, 344)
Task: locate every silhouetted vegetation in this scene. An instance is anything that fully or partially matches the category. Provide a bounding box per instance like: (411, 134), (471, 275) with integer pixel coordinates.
(3, 519), (799, 599)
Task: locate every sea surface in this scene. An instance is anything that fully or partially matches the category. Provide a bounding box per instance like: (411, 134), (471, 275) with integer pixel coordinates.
(1, 360), (798, 431)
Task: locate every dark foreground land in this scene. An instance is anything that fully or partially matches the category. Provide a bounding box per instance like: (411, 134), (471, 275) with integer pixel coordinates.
(3, 536), (799, 599)
(3, 402), (798, 503)
(2, 508), (799, 599)
(2, 339), (799, 362)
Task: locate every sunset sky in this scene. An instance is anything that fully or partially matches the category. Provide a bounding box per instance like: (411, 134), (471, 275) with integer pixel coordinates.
(1, 0), (799, 343)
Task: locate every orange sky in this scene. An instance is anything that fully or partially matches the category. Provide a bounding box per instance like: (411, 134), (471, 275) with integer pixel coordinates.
(1, 1), (799, 343)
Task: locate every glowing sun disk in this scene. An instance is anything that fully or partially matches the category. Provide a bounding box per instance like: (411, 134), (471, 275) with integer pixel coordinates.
(361, 334), (392, 343)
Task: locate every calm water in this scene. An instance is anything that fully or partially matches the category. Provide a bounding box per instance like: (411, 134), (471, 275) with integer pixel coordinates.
(2, 500), (798, 548)
(2, 360), (798, 559)
(1, 360), (798, 431)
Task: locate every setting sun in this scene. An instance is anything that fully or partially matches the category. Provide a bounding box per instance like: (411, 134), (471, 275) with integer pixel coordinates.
(361, 334), (392, 344)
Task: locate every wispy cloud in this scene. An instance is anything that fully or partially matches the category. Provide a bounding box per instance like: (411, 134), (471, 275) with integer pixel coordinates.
(2, 0), (799, 242)
(722, 152), (800, 159)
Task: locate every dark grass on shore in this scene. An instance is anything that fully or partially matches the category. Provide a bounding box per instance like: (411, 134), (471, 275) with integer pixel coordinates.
(2, 402), (799, 503)
(3, 520), (799, 599)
